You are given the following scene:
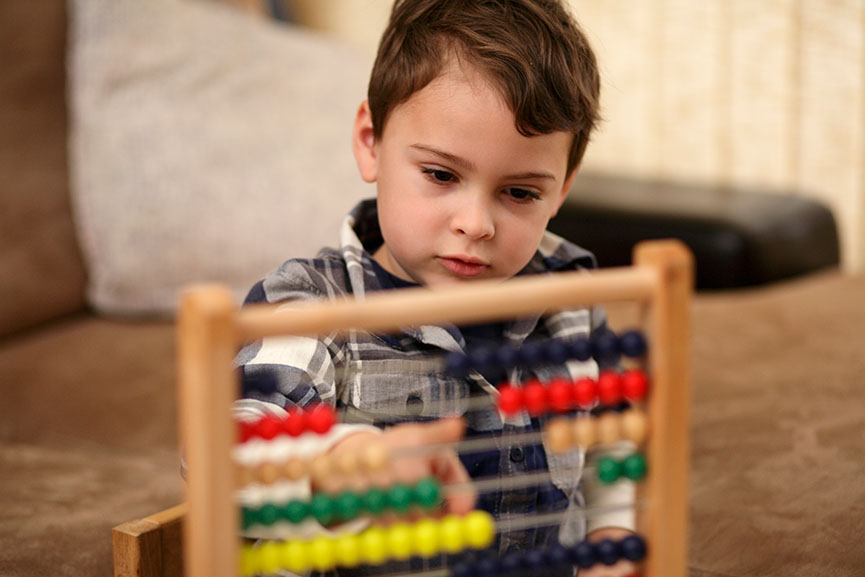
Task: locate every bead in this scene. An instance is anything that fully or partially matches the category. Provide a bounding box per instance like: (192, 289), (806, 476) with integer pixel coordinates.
(239, 421), (255, 443)
(363, 487), (389, 515)
(621, 534), (647, 561)
(497, 383), (524, 415)
(468, 346), (496, 372)
(360, 527), (389, 565)
(387, 522), (414, 560)
(257, 540), (281, 574)
(336, 490), (363, 521)
(544, 339), (570, 364)
(596, 538), (621, 565)
(257, 503), (280, 526)
(307, 404), (335, 435)
(236, 464), (255, 489)
(283, 500), (308, 524)
(622, 369), (649, 401)
(463, 510), (496, 549)
(568, 337), (593, 361)
(518, 341), (545, 367)
(413, 518), (440, 557)
(547, 543), (571, 568)
(597, 456), (622, 484)
(256, 415), (281, 440)
(334, 534), (362, 567)
(474, 554), (500, 577)
(361, 442), (391, 472)
(547, 377), (573, 412)
(619, 330), (647, 358)
(256, 461), (280, 485)
(450, 561), (473, 577)
(283, 408), (306, 437)
(573, 415), (597, 447)
(310, 494), (335, 525)
(522, 379), (548, 416)
(444, 351), (471, 378)
(545, 417), (574, 453)
(621, 409), (649, 443)
(570, 540), (596, 569)
(413, 477), (442, 509)
(596, 412), (620, 445)
(591, 329), (621, 363)
(495, 345), (520, 369)
(239, 543), (258, 577)
(309, 536), (337, 571)
(310, 454), (333, 485)
(281, 540), (310, 573)
(241, 507), (257, 530)
(336, 450), (360, 476)
(283, 456), (307, 481)
(597, 371), (623, 406)
(499, 551), (525, 575)
(388, 483), (414, 513)
(622, 453), (648, 481)
(523, 548), (548, 572)
(439, 514), (464, 553)
(573, 377), (597, 408)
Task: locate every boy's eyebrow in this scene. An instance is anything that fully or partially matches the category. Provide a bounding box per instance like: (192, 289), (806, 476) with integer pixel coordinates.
(410, 144), (557, 181)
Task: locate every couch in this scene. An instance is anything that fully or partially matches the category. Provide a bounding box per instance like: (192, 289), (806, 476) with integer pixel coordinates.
(2, 2), (863, 577)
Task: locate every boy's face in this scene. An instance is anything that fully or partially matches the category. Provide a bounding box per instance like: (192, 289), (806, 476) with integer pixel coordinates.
(352, 60), (577, 287)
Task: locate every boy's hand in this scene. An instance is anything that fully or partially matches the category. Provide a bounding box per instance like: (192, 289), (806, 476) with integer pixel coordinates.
(313, 417), (477, 516)
(577, 527), (638, 576)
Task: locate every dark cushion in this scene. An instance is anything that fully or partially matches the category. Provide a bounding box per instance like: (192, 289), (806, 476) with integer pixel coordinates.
(550, 174), (840, 289)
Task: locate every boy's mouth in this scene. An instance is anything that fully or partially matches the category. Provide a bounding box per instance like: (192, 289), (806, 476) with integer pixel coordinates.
(437, 255), (489, 277)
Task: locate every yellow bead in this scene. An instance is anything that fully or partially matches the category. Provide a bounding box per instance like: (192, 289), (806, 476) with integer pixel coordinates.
(439, 514), (464, 553)
(387, 523), (414, 560)
(597, 413), (620, 445)
(360, 526), (389, 565)
(463, 511), (496, 549)
(413, 518), (440, 558)
(257, 540), (281, 575)
(308, 536), (336, 571)
(334, 534), (362, 568)
(622, 409), (649, 443)
(280, 540), (310, 574)
(239, 543), (259, 577)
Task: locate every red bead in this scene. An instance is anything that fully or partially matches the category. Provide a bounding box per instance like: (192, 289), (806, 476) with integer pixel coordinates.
(597, 371), (622, 406)
(497, 383), (523, 415)
(307, 404), (336, 435)
(622, 369), (649, 401)
(522, 380), (548, 416)
(283, 408), (307, 437)
(238, 421), (255, 443)
(547, 378), (573, 412)
(573, 377), (597, 408)
(255, 415), (281, 440)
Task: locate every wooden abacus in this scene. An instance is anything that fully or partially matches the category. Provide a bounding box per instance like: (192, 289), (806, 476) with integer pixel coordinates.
(178, 239), (692, 577)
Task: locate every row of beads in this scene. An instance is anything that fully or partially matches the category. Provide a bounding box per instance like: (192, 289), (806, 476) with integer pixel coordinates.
(236, 441), (390, 488)
(596, 453), (648, 484)
(239, 510), (496, 575)
(498, 369), (649, 416)
(242, 478), (442, 528)
(451, 534), (647, 577)
(238, 404), (336, 443)
(445, 329), (647, 378)
(545, 409), (649, 453)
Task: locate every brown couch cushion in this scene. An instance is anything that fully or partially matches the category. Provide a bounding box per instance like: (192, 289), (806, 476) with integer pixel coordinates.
(0, 1), (87, 338)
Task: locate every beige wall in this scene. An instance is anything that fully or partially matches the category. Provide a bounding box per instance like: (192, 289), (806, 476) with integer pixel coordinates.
(289, 0), (865, 273)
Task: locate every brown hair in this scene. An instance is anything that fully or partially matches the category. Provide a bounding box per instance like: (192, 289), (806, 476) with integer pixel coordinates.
(368, 0), (601, 175)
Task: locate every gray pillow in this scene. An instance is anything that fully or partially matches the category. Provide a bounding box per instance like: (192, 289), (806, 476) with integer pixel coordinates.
(69, 0), (372, 315)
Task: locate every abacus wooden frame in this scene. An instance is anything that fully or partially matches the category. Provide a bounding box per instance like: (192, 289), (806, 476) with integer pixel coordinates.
(177, 239), (692, 577)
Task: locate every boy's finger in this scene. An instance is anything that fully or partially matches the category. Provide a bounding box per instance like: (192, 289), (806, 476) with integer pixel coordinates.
(415, 416), (466, 445)
(433, 451), (477, 514)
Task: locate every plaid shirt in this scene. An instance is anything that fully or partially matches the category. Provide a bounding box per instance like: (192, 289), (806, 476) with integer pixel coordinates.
(237, 199), (618, 575)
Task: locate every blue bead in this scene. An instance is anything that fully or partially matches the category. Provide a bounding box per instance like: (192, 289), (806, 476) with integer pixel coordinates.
(621, 534), (647, 561)
(495, 345), (520, 369)
(596, 538), (621, 566)
(444, 352), (471, 377)
(544, 339), (570, 365)
(591, 329), (621, 363)
(547, 543), (571, 568)
(474, 554), (500, 577)
(469, 346), (496, 372)
(570, 541), (596, 569)
(499, 551), (525, 575)
(619, 330), (647, 357)
(567, 337), (592, 362)
(450, 562), (473, 577)
(518, 341), (545, 367)
(523, 548), (548, 571)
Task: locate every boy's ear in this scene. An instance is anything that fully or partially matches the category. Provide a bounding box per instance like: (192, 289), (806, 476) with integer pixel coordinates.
(352, 100), (378, 183)
(551, 168), (578, 217)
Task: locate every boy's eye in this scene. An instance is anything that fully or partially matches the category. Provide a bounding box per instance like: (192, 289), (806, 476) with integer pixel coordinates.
(421, 167), (457, 184)
(505, 188), (541, 202)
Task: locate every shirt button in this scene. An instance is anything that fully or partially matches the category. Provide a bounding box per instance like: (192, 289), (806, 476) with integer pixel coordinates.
(509, 446), (525, 463)
(405, 393), (424, 416)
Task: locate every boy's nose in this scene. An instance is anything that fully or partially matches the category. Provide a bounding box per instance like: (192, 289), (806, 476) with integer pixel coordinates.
(451, 196), (495, 241)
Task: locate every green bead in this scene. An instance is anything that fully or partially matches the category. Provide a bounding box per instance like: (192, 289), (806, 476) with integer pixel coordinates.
(283, 500), (309, 524)
(258, 503), (281, 526)
(336, 491), (363, 521)
(241, 507), (258, 530)
(388, 483), (413, 513)
(622, 453), (648, 481)
(364, 487), (388, 515)
(597, 456), (622, 484)
(413, 477), (442, 509)
(310, 494), (336, 525)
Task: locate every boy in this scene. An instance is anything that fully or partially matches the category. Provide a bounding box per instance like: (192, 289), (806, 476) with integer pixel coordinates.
(237, 0), (635, 574)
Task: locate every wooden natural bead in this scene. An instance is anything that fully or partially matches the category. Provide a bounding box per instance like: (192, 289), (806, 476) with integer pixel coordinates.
(545, 417), (574, 453)
(596, 413), (620, 445)
(361, 442), (391, 473)
(311, 454), (334, 485)
(337, 451), (360, 476)
(236, 464), (255, 488)
(283, 457), (308, 481)
(256, 461), (281, 484)
(573, 415), (597, 447)
(621, 409), (649, 443)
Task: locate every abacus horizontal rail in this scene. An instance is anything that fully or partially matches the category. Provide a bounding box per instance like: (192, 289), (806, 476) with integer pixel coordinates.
(237, 266), (657, 341)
